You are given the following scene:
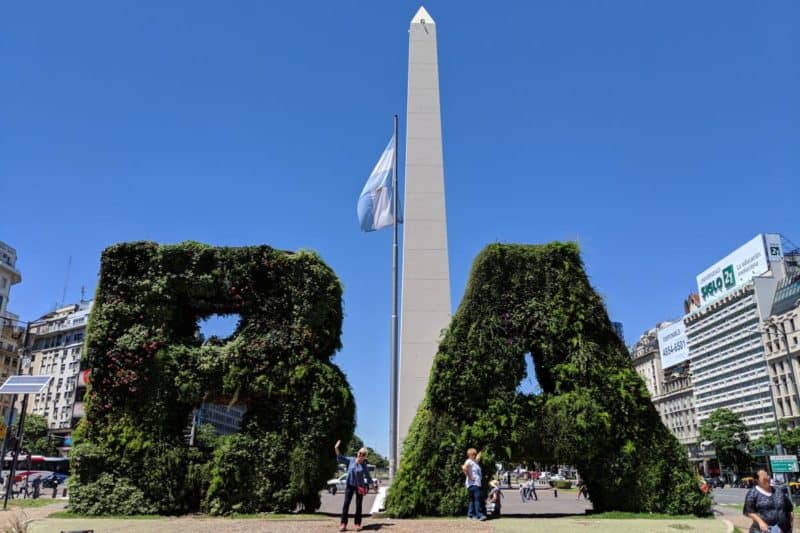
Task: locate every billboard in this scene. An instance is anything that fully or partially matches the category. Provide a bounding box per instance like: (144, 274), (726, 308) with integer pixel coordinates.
(765, 233), (784, 263)
(657, 321), (690, 369)
(696, 234), (771, 306)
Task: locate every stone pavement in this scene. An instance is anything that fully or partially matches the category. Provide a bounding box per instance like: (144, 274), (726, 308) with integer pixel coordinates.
(10, 488), (733, 533)
(29, 517), (495, 533)
(27, 515), (730, 533)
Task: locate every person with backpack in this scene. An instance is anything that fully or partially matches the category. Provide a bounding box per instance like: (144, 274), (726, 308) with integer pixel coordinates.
(743, 469), (794, 533)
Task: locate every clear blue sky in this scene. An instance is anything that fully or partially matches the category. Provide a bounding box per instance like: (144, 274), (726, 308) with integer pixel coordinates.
(2, 1), (798, 456)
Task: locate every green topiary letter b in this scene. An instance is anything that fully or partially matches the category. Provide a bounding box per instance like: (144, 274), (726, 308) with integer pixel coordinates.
(71, 241), (355, 515)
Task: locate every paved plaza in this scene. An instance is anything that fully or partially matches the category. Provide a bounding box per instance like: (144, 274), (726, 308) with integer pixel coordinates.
(0, 486), (739, 533)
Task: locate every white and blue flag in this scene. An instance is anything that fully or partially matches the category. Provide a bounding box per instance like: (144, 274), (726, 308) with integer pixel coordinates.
(357, 135), (400, 232)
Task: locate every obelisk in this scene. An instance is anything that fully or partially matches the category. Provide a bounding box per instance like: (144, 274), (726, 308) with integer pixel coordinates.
(398, 6), (451, 456)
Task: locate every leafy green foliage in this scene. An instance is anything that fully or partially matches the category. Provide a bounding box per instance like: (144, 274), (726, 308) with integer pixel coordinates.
(11, 413), (59, 456)
(749, 421), (800, 456)
(72, 242), (355, 515)
(346, 434), (389, 469)
(385, 243), (711, 517)
(698, 408), (751, 471)
(70, 472), (158, 515)
(194, 423), (221, 452)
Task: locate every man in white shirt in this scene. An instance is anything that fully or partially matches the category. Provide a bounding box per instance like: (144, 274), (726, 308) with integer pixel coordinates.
(461, 448), (487, 521)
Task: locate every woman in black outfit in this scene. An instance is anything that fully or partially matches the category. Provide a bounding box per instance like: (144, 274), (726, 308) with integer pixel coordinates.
(743, 469), (794, 533)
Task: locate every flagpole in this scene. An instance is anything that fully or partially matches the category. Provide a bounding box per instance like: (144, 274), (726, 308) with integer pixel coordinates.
(389, 114), (400, 480)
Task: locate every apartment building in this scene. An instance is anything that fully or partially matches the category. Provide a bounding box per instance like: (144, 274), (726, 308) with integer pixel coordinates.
(27, 300), (92, 434)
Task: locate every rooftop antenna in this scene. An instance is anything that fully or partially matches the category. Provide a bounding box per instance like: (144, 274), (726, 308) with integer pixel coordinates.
(60, 255), (72, 307)
(80, 286), (87, 302)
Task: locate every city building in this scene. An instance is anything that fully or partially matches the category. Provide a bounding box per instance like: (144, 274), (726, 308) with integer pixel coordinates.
(632, 235), (797, 466)
(0, 321), (22, 424)
(654, 361), (697, 450)
(27, 300), (93, 434)
(612, 321), (625, 341)
(686, 234), (787, 441)
(761, 258), (800, 428)
(631, 326), (663, 397)
(196, 403), (245, 436)
(0, 240), (23, 426)
(0, 241), (22, 320)
(631, 323), (698, 450)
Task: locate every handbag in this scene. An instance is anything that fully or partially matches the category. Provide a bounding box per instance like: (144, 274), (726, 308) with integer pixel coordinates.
(356, 464), (368, 496)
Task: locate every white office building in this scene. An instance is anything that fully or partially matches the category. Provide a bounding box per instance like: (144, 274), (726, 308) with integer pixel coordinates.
(0, 241), (21, 321)
(28, 300), (93, 433)
(632, 321), (698, 448)
(685, 234), (788, 440)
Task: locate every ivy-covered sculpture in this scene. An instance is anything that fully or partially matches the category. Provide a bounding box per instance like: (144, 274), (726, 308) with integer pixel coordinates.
(71, 242), (355, 515)
(386, 243), (710, 517)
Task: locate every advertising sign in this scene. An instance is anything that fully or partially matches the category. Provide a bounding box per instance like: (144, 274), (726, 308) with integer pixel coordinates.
(765, 233), (784, 263)
(696, 234), (770, 306)
(657, 321), (690, 369)
(770, 455), (799, 473)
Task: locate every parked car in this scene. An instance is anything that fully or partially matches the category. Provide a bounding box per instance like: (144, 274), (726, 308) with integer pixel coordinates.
(327, 474), (347, 495)
(704, 476), (725, 489)
(326, 473), (380, 495)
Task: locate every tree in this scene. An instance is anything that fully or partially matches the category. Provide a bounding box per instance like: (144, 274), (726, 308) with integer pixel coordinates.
(345, 435), (365, 456)
(345, 434), (389, 468)
(699, 408), (751, 472)
(10, 413), (59, 456)
(748, 421), (800, 456)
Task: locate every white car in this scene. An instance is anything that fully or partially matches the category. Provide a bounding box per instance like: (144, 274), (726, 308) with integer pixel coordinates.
(550, 474), (565, 481)
(327, 474), (348, 495)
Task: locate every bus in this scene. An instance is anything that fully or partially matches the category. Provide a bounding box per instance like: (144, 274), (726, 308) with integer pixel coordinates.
(2, 455), (69, 485)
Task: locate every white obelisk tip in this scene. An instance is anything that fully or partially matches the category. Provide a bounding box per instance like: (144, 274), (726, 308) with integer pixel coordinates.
(411, 6), (435, 25)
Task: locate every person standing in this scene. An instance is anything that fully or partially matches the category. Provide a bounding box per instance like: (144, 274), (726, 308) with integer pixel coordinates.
(528, 477), (538, 501)
(462, 448), (487, 521)
(743, 469), (794, 533)
(31, 476), (41, 499)
(335, 439), (373, 532)
(487, 480), (503, 516)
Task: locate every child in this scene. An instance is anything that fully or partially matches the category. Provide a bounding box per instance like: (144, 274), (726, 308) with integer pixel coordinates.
(487, 480), (503, 516)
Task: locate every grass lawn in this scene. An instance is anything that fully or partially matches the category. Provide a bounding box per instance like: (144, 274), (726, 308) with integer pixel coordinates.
(48, 511), (163, 519)
(5, 498), (62, 508)
(48, 510), (329, 520)
(491, 517), (725, 532)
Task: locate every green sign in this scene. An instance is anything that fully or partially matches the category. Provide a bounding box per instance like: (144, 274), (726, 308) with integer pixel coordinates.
(770, 455), (799, 473)
(700, 264), (737, 301)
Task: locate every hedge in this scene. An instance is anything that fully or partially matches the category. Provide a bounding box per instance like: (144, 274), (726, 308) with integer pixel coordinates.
(385, 243), (711, 517)
(71, 241), (355, 515)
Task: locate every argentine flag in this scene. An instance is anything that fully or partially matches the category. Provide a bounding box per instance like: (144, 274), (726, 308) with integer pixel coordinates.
(357, 136), (400, 232)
